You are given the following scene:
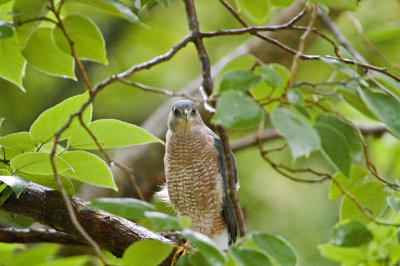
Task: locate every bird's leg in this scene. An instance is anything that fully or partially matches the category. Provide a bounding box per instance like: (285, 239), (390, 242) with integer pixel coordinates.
(171, 241), (191, 266)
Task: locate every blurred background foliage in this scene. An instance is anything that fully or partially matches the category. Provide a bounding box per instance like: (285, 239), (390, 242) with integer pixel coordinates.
(1, 0), (400, 265)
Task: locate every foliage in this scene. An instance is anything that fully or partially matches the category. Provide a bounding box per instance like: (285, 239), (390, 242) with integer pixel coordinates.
(0, 0), (400, 265)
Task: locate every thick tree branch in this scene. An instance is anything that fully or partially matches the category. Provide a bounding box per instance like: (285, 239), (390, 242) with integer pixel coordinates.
(0, 183), (175, 262)
(0, 227), (85, 245)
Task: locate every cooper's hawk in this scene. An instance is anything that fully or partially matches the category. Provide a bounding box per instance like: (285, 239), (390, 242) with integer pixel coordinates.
(160, 99), (237, 249)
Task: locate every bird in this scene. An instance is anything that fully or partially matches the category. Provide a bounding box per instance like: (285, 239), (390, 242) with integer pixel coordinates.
(158, 99), (237, 250)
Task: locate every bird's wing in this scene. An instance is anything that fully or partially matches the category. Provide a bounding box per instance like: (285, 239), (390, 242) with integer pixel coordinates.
(209, 130), (238, 245)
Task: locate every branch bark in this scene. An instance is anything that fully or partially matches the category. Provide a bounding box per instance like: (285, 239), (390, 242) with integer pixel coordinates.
(0, 228), (85, 245)
(0, 183), (175, 261)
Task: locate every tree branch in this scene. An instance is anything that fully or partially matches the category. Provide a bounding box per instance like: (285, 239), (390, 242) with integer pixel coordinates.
(0, 227), (85, 245)
(0, 183), (176, 262)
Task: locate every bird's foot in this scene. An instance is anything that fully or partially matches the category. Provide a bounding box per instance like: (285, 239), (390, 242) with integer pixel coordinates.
(171, 241), (191, 266)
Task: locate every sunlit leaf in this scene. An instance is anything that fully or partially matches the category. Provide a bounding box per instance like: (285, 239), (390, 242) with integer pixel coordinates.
(271, 107), (320, 159)
(68, 119), (162, 149)
(319, 244), (368, 262)
(12, 0), (49, 48)
(87, 197), (155, 219)
(0, 132), (38, 151)
(315, 123), (351, 176)
(331, 220), (373, 247)
(30, 92), (92, 144)
(270, 0), (294, 6)
(53, 15), (107, 64)
(258, 65), (282, 88)
(72, 0), (142, 25)
(10, 152), (71, 175)
(238, 0), (270, 21)
(37, 255), (89, 266)
(183, 229), (227, 265)
(22, 28), (75, 78)
(0, 33), (25, 91)
(123, 239), (171, 266)
(311, 0), (357, 10)
(329, 165), (367, 200)
(0, 175), (28, 197)
(252, 232), (297, 266)
(340, 181), (389, 223)
(17, 172), (75, 195)
(59, 151), (116, 190)
(358, 88), (400, 139)
(212, 91), (263, 130)
(6, 244), (59, 266)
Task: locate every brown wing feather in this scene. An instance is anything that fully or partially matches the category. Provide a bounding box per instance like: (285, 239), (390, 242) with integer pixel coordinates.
(209, 130), (238, 245)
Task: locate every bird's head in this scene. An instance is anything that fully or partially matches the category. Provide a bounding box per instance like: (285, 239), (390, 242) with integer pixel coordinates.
(168, 100), (204, 132)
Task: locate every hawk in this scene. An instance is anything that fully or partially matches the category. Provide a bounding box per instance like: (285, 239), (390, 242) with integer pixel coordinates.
(160, 99), (237, 249)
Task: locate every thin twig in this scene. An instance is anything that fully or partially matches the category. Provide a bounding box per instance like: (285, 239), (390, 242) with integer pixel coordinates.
(288, 4), (318, 89)
(50, 0), (92, 93)
(117, 79), (204, 103)
(14, 17), (57, 26)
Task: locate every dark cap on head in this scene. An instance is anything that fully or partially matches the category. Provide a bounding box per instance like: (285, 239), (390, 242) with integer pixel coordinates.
(171, 100), (196, 111)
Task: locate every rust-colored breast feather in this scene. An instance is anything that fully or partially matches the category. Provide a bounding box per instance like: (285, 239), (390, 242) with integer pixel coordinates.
(164, 128), (226, 237)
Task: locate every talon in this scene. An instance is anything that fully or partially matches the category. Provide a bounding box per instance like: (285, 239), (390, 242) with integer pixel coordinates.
(171, 241), (191, 266)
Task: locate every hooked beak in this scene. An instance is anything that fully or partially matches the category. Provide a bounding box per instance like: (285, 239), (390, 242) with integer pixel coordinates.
(183, 109), (189, 122)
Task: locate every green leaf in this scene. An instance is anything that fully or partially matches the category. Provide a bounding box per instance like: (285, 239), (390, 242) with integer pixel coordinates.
(10, 152), (71, 175)
(258, 65), (282, 88)
(59, 151), (116, 190)
(319, 244), (368, 262)
(0, 132), (39, 151)
(287, 89), (310, 118)
(0, 175), (28, 197)
(214, 54), (257, 90)
(373, 72), (400, 98)
(329, 165), (367, 200)
(358, 88), (400, 139)
(387, 195), (400, 212)
(212, 91), (263, 130)
(87, 197), (155, 219)
(311, 0), (357, 10)
(397, 228), (400, 245)
(331, 220), (373, 247)
(72, 0), (142, 25)
(17, 172), (75, 195)
(123, 239), (171, 266)
(183, 229), (227, 265)
(12, 0), (49, 48)
(337, 86), (377, 119)
(316, 114), (363, 161)
(320, 57), (359, 77)
(314, 123), (351, 176)
(53, 15), (107, 64)
(6, 243), (59, 266)
(30, 92), (92, 144)
(217, 70), (261, 92)
(238, 0), (270, 21)
(252, 232), (297, 266)
(37, 256), (89, 266)
(0, 33), (25, 91)
(0, 243), (18, 265)
(270, 0), (294, 6)
(68, 119), (162, 149)
(340, 181), (389, 223)
(144, 211), (183, 231)
(228, 247), (272, 266)
(22, 27), (75, 78)
(271, 107), (320, 159)
(176, 251), (213, 266)
(0, 23), (13, 39)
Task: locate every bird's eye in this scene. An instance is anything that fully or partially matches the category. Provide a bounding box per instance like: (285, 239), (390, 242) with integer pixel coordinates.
(191, 108), (197, 115)
(173, 109), (180, 116)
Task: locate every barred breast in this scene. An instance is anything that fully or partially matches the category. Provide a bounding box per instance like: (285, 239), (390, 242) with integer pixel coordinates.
(164, 129), (226, 237)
